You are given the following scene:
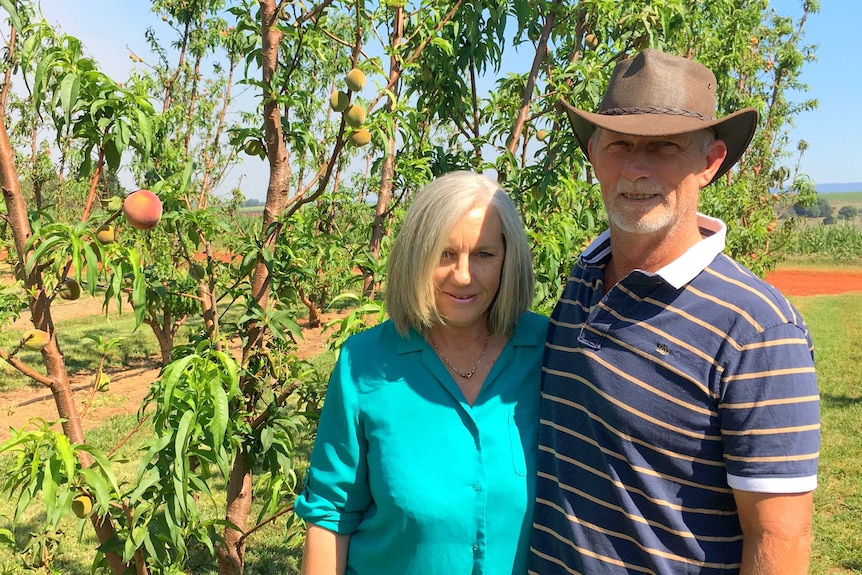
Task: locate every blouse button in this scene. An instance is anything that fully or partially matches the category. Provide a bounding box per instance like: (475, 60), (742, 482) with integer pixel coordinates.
(473, 482), (482, 492)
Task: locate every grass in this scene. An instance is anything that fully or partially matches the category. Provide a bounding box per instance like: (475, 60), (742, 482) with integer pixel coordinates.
(0, 304), (160, 393)
(777, 256), (862, 273)
(791, 293), (862, 574)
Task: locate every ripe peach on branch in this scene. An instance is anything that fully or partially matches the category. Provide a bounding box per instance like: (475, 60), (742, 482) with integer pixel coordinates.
(123, 189), (163, 230)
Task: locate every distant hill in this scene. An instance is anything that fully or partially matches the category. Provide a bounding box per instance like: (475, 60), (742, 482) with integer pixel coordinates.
(817, 182), (862, 193)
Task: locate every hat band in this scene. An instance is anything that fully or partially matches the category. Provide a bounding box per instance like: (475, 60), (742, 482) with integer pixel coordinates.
(600, 106), (713, 121)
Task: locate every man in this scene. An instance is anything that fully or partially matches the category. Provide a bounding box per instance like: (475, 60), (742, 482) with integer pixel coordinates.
(530, 49), (820, 574)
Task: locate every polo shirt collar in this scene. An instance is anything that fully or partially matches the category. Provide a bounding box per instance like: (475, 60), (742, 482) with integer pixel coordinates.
(580, 213), (726, 289)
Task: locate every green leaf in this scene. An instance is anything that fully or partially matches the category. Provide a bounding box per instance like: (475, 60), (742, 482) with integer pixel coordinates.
(208, 376), (229, 448)
(0, 0), (23, 32)
(174, 409), (196, 465)
(76, 444), (121, 494)
(79, 467), (110, 509)
(59, 72), (81, 126)
(157, 355), (197, 427)
(128, 467), (162, 504)
(104, 139), (121, 171)
(53, 432), (76, 482)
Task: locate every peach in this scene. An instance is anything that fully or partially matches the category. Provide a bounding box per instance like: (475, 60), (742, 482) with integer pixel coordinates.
(330, 90), (350, 112)
(71, 495), (92, 518)
(22, 328), (50, 351)
(95, 224), (115, 244)
(58, 278), (81, 300)
(344, 105), (366, 128)
(345, 68), (366, 92)
(123, 189), (163, 230)
(349, 128), (372, 147)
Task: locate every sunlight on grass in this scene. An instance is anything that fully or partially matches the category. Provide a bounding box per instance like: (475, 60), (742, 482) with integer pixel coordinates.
(792, 294), (862, 574)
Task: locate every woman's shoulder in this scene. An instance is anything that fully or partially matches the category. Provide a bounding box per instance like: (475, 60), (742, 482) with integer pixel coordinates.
(341, 319), (399, 349)
(518, 310), (550, 335)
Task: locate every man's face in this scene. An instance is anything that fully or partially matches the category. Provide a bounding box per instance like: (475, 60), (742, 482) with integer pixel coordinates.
(588, 129), (726, 237)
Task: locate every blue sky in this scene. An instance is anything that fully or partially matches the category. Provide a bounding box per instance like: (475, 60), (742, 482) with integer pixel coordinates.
(33, 0), (862, 194)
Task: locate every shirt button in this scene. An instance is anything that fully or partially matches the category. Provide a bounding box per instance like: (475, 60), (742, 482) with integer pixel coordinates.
(473, 482), (482, 491)
(473, 544), (480, 553)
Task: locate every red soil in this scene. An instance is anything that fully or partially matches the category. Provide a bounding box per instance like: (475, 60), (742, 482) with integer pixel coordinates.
(765, 268), (862, 297)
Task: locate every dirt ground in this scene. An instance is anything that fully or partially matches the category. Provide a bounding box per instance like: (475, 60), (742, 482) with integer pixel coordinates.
(1, 308), (347, 442)
(2, 267), (860, 441)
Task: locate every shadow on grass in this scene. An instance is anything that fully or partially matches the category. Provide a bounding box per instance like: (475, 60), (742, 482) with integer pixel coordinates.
(820, 393), (862, 409)
(4, 510), (90, 575)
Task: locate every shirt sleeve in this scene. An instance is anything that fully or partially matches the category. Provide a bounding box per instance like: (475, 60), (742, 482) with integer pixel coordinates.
(719, 321), (820, 493)
(294, 342), (371, 533)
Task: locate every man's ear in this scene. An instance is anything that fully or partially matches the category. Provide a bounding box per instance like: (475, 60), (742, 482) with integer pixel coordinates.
(701, 139), (728, 186)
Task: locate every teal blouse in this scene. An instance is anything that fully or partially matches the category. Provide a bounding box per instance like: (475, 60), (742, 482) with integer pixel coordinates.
(294, 312), (548, 575)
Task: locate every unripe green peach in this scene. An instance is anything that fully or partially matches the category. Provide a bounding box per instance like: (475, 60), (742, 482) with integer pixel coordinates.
(329, 90), (350, 112)
(22, 329), (50, 351)
(345, 68), (366, 92)
(190, 263), (206, 281)
(58, 278), (81, 301)
(94, 372), (111, 392)
(243, 139), (265, 157)
(344, 105), (366, 128)
(349, 128), (372, 147)
(102, 196), (123, 212)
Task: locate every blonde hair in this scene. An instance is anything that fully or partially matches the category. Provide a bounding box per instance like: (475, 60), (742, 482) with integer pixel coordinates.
(386, 171), (534, 337)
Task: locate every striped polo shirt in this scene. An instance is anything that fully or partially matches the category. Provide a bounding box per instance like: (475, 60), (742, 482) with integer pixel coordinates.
(530, 214), (820, 574)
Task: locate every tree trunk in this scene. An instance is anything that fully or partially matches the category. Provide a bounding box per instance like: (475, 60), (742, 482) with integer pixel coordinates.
(217, 449), (253, 575)
(364, 6), (404, 296)
(0, 67), (130, 575)
(218, 2), (290, 572)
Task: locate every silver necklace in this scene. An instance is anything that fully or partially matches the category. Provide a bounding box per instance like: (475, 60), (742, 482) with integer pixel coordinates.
(430, 333), (492, 379)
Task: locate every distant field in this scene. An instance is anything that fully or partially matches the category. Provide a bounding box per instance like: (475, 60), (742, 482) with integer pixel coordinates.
(822, 190), (862, 206)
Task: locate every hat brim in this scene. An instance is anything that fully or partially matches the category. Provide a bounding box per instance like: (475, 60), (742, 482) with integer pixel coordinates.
(562, 98), (758, 185)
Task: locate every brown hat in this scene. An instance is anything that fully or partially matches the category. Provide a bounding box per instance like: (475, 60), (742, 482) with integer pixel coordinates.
(562, 49), (758, 184)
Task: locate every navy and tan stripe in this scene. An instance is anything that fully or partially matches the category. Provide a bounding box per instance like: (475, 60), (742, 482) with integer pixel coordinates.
(722, 366), (817, 382)
(720, 422), (820, 436)
(723, 451), (820, 464)
(594, 303), (733, 366)
(533, 514), (742, 571)
(541, 443), (732, 496)
(540, 409), (726, 469)
(538, 466), (736, 519)
(719, 394), (820, 410)
(543, 367), (721, 441)
(703, 266), (792, 323)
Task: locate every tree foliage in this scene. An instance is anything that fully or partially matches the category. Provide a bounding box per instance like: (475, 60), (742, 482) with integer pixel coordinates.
(0, 0), (822, 573)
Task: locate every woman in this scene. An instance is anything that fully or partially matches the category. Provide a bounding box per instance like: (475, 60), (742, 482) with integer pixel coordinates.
(294, 171), (547, 575)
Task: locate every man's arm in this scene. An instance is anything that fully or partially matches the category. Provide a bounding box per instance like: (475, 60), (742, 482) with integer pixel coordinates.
(733, 489), (814, 575)
(300, 523), (350, 575)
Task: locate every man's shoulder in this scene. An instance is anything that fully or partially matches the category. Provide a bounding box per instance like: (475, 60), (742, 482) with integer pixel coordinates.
(696, 254), (808, 329)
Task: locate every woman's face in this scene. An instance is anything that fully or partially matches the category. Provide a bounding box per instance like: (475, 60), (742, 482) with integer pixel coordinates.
(433, 205), (505, 331)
